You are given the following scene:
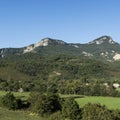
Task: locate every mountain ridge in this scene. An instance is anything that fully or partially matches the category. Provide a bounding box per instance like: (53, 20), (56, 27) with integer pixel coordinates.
(88, 36), (118, 45)
(1, 35), (120, 61)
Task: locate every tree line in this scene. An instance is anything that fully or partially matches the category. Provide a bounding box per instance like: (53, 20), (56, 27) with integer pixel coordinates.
(0, 78), (120, 97)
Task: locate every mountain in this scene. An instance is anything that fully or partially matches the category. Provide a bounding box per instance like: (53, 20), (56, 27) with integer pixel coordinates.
(1, 35), (120, 92)
(1, 35), (120, 61)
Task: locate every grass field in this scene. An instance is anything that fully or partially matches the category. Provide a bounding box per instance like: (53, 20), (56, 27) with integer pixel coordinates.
(75, 96), (120, 110)
(0, 108), (46, 120)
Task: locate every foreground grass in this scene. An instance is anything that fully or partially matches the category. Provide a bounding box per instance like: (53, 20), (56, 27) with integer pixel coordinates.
(0, 107), (46, 120)
(76, 96), (120, 110)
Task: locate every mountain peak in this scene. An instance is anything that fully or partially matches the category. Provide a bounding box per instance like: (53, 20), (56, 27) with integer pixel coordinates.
(35, 37), (67, 47)
(89, 36), (117, 45)
(39, 37), (67, 45)
(23, 38), (66, 53)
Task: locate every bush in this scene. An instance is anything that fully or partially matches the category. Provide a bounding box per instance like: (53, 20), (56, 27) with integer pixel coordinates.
(82, 103), (112, 120)
(111, 110), (120, 120)
(29, 93), (61, 116)
(0, 92), (29, 110)
(62, 98), (81, 120)
(1, 92), (18, 110)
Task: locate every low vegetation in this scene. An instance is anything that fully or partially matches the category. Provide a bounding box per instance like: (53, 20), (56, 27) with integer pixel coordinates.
(0, 92), (120, 120)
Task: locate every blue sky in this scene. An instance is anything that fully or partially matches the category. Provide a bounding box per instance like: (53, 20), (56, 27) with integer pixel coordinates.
(0, 0), (120, 48)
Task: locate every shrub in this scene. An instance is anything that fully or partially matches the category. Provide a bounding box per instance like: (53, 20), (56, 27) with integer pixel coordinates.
(1, 92), (18, 110)
(82, 103), (112, 120)
(62, 97), (81, 120)
(29, 93), (61, 116)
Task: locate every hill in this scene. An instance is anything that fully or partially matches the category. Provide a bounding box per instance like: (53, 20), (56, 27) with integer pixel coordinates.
(0, 36), (120, 92)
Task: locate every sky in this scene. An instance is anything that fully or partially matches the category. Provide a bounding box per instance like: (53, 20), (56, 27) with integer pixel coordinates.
(0, 0), (120, 48)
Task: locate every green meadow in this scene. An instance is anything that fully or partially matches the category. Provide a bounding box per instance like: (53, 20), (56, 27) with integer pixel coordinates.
(75, 96), (120, 110)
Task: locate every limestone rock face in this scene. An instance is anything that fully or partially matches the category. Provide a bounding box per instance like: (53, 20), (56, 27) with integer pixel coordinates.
(23, 38), (66, 53)
(89, 36), (116, 45)
(113, 54), (120, 60)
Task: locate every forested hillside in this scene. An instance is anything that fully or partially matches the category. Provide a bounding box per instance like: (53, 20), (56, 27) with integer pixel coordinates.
(0, 53), (120, 95)
(0, 36), (120, 96)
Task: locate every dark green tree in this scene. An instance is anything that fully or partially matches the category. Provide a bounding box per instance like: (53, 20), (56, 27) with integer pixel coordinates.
(1, 92), (18, 110)
(29, 93), (61, 116)
(62, 98), (81, 120)
(82, 103), (112, 120)
(111, 110), (120, 120)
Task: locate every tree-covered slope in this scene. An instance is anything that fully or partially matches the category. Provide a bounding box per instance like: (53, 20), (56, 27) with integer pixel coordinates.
(0, 36), (120, 92)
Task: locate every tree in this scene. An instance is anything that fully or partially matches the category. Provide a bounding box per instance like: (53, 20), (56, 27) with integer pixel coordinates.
(62, 98), (81, 120)
(1, 92), (18, 110)
(29, 93), (61, 116)
(82, 103), (112, 120)
(111, 110), (120, 120)
(47, 83), (58, 93)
